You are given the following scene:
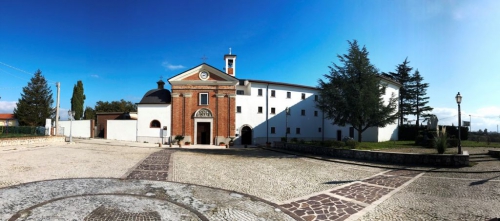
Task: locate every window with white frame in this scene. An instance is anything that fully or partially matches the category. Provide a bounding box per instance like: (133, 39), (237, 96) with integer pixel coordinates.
(237, 106), (241, 113)
(199, 93), (209, 105)
(258, 89), (263, 96)
(287, 91), (291, 98)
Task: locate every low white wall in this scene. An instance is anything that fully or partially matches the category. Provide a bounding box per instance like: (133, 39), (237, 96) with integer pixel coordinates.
(107, 120), (137, 142)
(58, 120), (91, 138)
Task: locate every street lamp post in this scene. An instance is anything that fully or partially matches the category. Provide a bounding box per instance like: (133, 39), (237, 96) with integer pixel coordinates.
(455, 92), (462, 154)
(68, 110), (75, 143)
(469, 114), (472, 132)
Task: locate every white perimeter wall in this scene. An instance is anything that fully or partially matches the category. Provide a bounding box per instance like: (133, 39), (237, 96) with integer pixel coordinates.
(137, 104), (171, 144)
(58, 120), (91, 138)
(107, 120), (137, 141)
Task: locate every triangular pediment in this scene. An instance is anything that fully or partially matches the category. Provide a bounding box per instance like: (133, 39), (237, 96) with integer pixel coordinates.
(168, 63), (239, 86)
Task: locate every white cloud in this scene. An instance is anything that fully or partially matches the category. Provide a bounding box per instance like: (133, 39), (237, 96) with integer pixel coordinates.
(0, 101), (17, 113)
(162, 61), (185, 71)
(90, 74), (99, 78)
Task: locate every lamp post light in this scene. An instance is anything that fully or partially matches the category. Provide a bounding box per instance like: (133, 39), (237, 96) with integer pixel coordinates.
(455, 92), (462, 154)
(68, 110), (75, 143)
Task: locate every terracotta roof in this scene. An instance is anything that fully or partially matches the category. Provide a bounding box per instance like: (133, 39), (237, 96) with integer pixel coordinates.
(0, 114), (15, 119)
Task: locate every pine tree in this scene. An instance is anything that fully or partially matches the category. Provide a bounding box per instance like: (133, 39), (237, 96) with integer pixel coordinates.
(409, 69), (433, 126)
(70, 80), (86, 120)
(316, 40), (398, 142)
(389, 58), (414, 126)
(14, 69), (54, 126)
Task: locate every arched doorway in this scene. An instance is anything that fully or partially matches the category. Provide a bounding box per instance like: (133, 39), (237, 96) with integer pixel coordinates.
(241, 126), (252, 145)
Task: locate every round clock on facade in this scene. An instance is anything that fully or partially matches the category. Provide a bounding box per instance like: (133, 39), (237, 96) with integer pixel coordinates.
(199, 71), (209, 80)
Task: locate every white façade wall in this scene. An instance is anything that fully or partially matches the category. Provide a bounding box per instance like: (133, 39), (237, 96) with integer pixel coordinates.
(137, 104), (171, 144)
(378, 81), (400, 142)
(107, 120), (137, 141)
(58, 120), (91, 138)
(236, 82), (324, 144)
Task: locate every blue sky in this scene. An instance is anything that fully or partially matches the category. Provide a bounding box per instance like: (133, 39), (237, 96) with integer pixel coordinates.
(1, 0), (499, 132)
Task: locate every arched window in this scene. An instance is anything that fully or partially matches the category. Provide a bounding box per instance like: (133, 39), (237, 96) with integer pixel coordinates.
(150, 120), (161, 128)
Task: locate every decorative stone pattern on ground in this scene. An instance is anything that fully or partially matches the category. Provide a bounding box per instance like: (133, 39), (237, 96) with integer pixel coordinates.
(362, 175), (412, 188)
(0, 179), (296, 221)
(84, 205), (161, 221)
(126, 149), (175, 181)
(281, 194), (365, 221)
(330, 183), (392, 204)
(281, 169), (423, 221)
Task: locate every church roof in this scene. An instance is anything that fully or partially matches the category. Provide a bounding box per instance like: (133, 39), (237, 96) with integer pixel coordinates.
(139, 80), (172, 104)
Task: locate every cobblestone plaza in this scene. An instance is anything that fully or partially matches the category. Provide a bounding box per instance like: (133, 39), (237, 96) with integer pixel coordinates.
(1, 139), (499, 220)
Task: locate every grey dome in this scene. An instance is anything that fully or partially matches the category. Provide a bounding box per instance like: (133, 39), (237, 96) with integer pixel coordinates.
(139, 80), (172, 104)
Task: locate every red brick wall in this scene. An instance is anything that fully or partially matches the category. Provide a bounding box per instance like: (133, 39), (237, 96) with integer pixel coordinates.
(171, 84), (235, 142)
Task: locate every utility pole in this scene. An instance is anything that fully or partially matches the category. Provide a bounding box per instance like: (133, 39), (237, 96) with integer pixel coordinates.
(55, 82), (60, 135)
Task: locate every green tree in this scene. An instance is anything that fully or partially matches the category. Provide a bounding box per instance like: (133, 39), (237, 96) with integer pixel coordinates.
(316, 40), (398, 142)
(14, 69), (54, 126)
(70, 80), (86, 120)
(84, 106), (95, 120)
(409, 69), (433, 126)
(388, 58), (414, 126)
(94, 99), (137, 112)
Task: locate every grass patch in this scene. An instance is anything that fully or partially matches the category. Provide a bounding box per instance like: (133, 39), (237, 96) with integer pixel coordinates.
(356, 140), (417, 150)
(460, 140), (500, 148)
(0, 134), (44, 139)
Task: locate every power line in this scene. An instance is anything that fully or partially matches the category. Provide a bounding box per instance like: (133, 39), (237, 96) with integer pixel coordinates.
(0, 61), (57, 83)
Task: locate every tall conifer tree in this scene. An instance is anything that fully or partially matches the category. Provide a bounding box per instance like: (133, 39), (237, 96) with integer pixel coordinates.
(409, 69), (433, 126)
(316, 40), (398, 142)
(14, 69), (54, 126)
(389, 58), (414, 125)
(71, 80), (86, 120)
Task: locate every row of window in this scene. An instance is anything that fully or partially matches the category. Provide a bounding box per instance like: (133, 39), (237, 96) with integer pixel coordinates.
(270, 127), (322, 134)
(255, 89), (318, 101)
(199, 91), (319, 106)
(236, 106), (318, 116)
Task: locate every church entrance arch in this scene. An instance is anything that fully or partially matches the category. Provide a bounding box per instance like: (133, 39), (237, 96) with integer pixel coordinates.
(194, 108), (213, 145)
(241, 125), (252, 145)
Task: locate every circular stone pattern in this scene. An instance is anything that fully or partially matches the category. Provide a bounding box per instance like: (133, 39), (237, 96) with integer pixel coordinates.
(0, 178), (296, 221)
(10, 195), (201, 221)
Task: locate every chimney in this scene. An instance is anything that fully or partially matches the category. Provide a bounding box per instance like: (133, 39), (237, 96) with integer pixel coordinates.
(157, 80), (165, 89)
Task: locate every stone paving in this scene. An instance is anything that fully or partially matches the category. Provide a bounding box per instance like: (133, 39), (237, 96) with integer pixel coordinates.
(280, 169), (422, 221)
(1, 139), (500, 220)
(125, 149), (176, 181)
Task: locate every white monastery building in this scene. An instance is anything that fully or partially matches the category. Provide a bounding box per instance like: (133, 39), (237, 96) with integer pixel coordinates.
(107, 52), (401, 144)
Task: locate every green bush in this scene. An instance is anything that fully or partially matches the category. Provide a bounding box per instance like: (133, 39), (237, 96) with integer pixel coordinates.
(447, 137), (458, 147)
(435, 133), (448, 154)
(415, 135), (424, 145)
(290, 137), (298, 143)
(280, 137), (287, 142)
(345, 140), (359, 149)
(332, 140), (346, 148)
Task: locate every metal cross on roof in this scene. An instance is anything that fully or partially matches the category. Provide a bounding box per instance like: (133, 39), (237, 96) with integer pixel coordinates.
(201, 55), (208, 62)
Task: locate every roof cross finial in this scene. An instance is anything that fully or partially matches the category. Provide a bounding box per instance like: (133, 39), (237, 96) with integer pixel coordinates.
(160, 76), (163, 80)
(229, 47), (232, 55)
(201, 55), (208, 62)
